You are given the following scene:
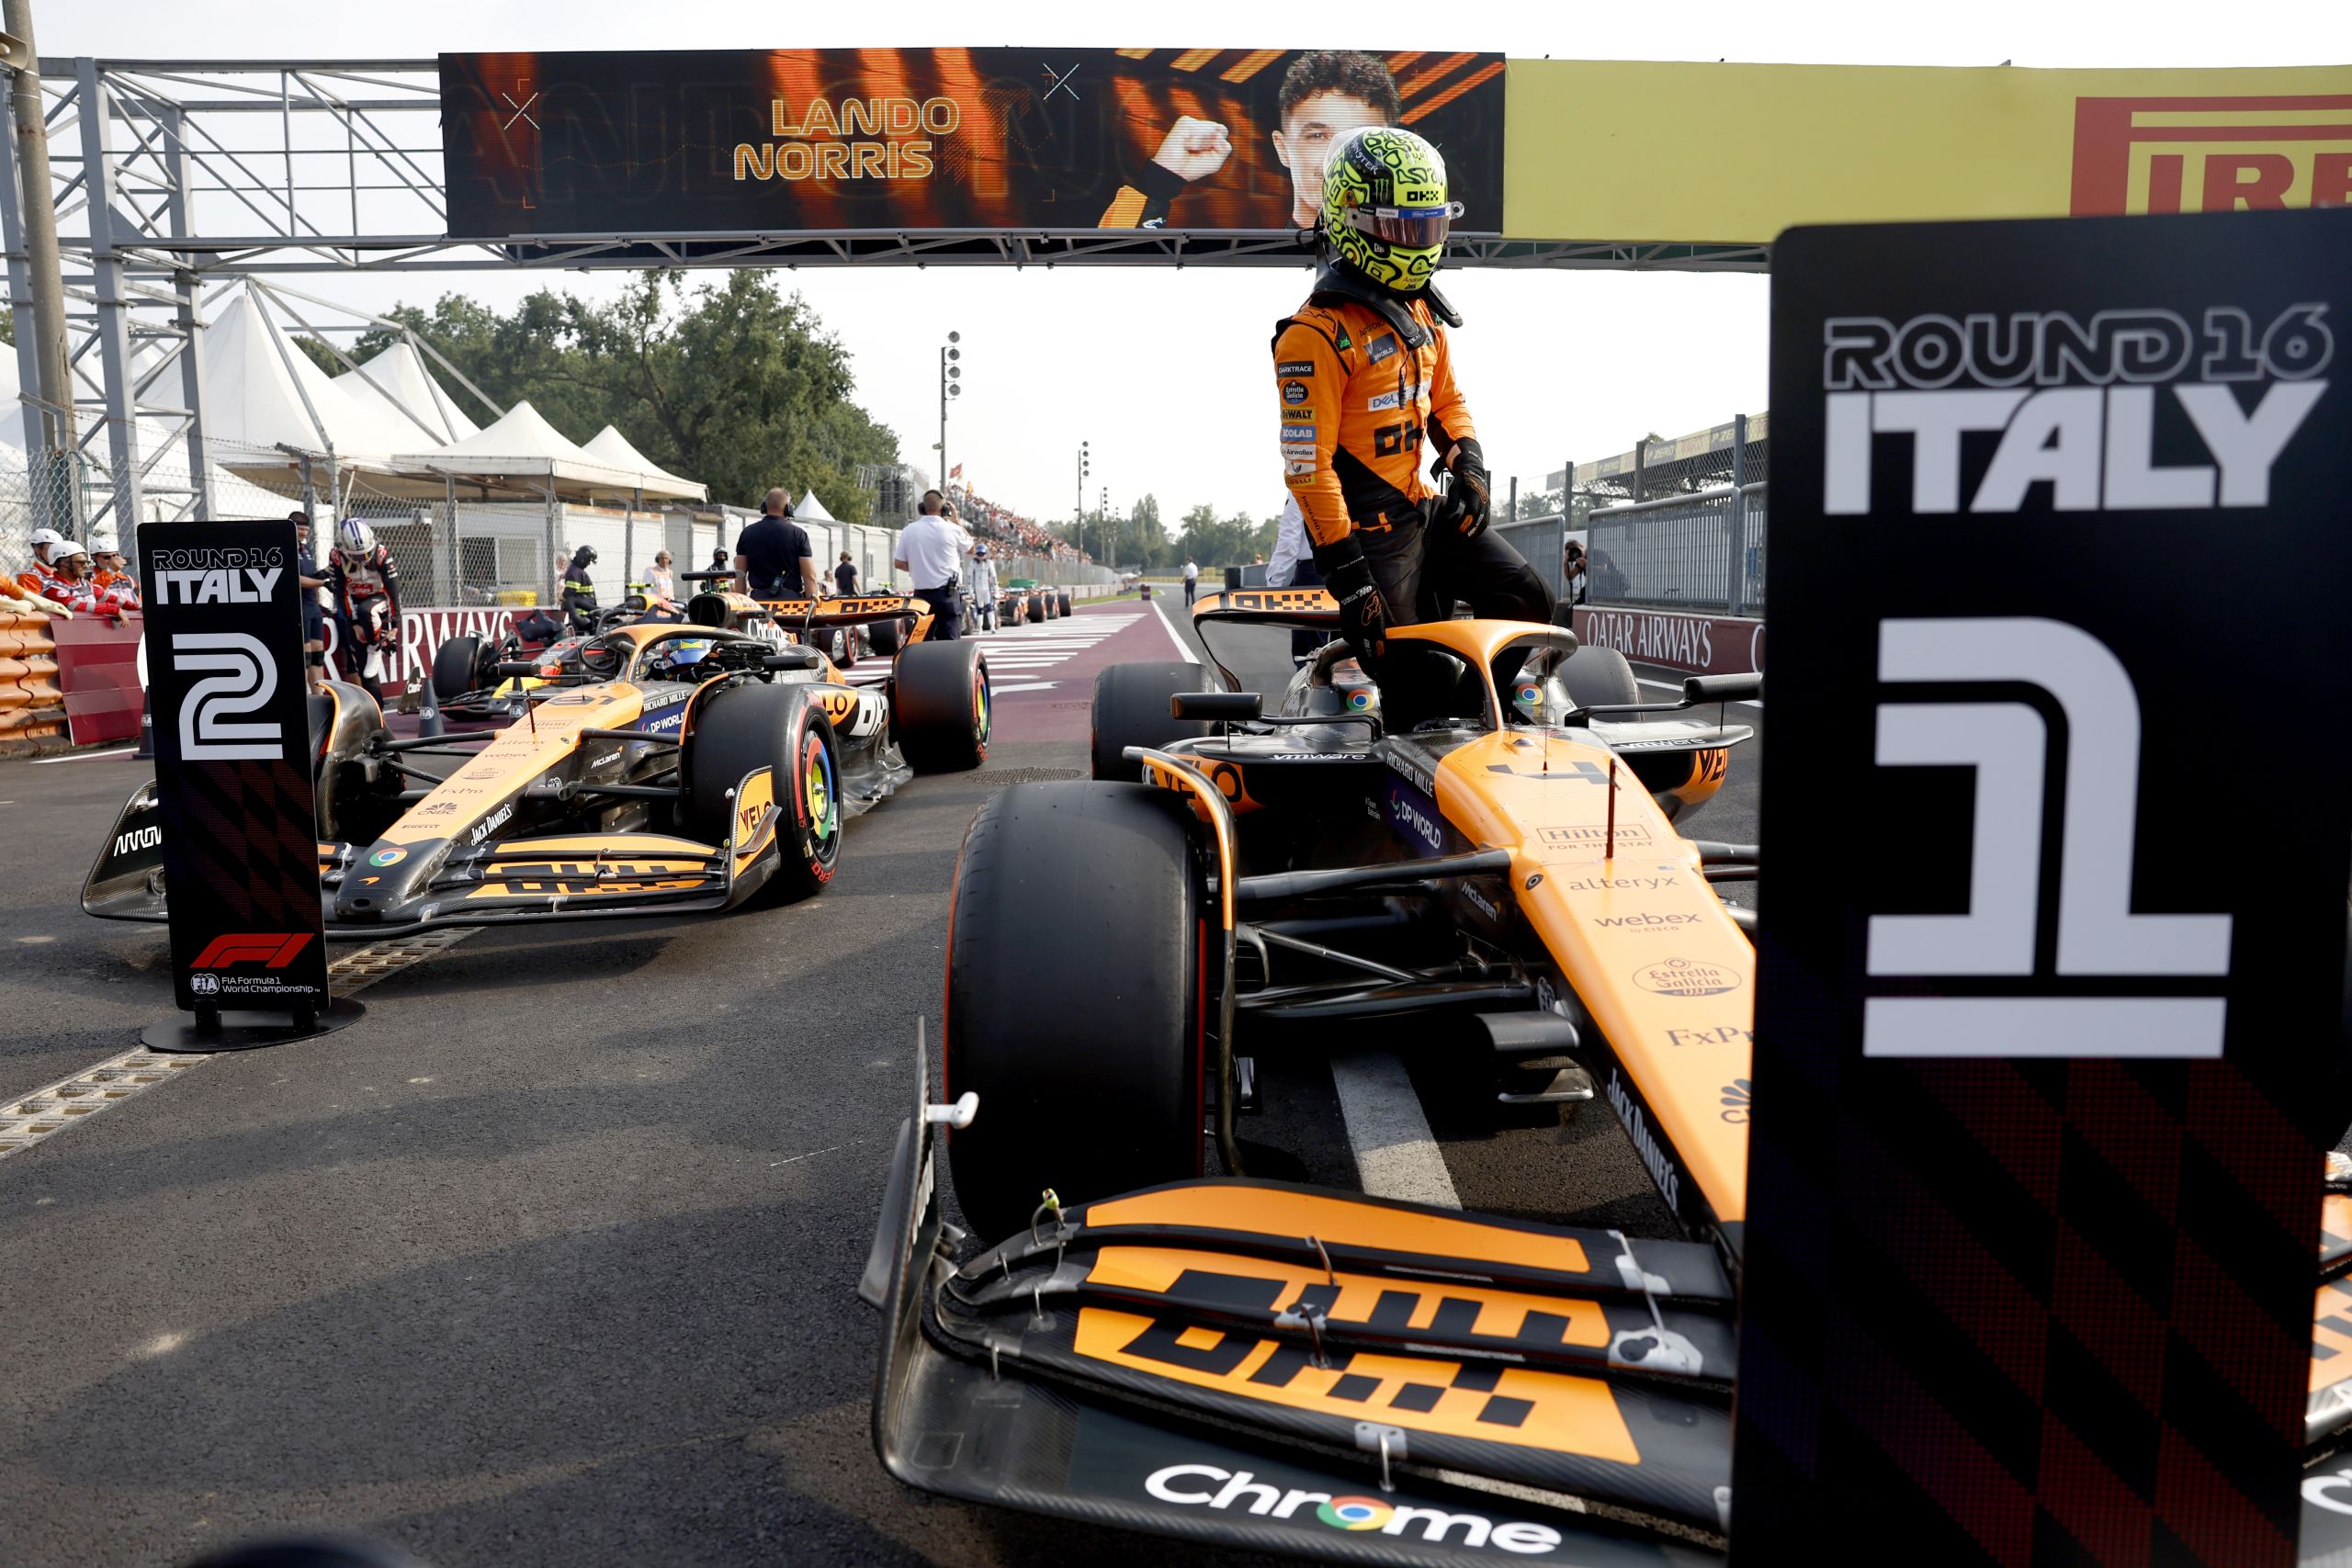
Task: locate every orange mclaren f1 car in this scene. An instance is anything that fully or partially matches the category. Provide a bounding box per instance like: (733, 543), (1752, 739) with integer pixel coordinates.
(864, 588), (2352, 1562)
(85, 610), (989, 938)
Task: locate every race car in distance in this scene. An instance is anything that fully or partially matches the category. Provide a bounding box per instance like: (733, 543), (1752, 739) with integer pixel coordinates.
(867, 587), (2352, 1561)
(85, 616), (989, 937)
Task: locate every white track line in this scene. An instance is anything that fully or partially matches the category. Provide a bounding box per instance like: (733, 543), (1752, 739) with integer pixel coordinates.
(0, 927), (477, 1162)
(30, 747), (136, 764)
(1329, 1051), (1461, 1210)
(1151, 598), (1200, 664)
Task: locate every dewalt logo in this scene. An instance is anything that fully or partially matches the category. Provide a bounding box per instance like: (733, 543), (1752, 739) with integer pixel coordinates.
(2072, 95), (2352, 216)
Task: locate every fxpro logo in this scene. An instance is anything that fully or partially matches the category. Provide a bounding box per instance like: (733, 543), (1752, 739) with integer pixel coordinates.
(1142, 1465), (1563, 1555)
(1822, 305), (2330, 513)
(1862, 615), (2229, 1059)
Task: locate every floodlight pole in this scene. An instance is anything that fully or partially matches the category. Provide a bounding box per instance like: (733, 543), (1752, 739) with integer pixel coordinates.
(2, 0), (72, 453)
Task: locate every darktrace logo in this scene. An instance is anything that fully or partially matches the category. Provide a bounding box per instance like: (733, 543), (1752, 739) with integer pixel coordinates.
(1822, 304), (2329, 513)
(1142, 1464), (1562, 1554)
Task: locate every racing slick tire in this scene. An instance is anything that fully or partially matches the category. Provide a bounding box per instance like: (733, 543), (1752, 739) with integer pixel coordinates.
(1025, 592), (1046, 626)
(432, 635), (487, 703)
(1090, 661), (1211, 783)
(894, 639), (990, 773)
(1057, 589), (1074, 618)
(683, 682), (842, 901)
(869, 615), (907, 656)
(1563, 644), (1640, 709)
(945, 782), (1203, 1238)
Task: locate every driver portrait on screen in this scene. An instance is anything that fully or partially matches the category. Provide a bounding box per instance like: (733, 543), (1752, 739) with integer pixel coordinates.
(1098, 51), (1402, 230)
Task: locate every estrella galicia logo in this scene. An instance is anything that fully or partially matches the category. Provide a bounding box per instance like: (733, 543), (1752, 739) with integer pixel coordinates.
(1822, 304), (2329, 514)
(1862, 615), (2230, 1059)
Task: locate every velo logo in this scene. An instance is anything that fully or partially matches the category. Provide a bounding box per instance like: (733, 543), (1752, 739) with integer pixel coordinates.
(189, 933), (315, 969)
(173, 632), (283, 761)
(1863, 615), (2230, 1059)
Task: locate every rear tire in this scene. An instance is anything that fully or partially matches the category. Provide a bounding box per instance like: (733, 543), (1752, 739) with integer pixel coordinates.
(946, 782), (1203, 1238)
(1025, 593), (1046, 626)
(1090, 661), (1211, 782)
(683, 682), (842, 901)
(1563, 645), (1640, 708)
(1057, 590), (1074, 617)
(870, 615), (906, 656)
(894, 640), (989, 773)
(432, 635), (483, 702)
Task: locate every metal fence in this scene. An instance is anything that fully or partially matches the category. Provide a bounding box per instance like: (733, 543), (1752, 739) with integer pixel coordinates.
(1583, 482), (1767, 615)
(1, 444), (1117, 605)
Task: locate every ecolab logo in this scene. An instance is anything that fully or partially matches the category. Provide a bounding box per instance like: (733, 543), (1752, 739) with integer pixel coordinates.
(1143, 1465), (1563, 1554)
(1823, 305), (2330, 514)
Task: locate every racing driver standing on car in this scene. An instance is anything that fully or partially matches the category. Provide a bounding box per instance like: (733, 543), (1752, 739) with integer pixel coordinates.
(1272, 125), (1550, 673)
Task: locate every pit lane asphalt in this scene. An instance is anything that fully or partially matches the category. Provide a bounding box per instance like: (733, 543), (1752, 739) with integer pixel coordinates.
(0, 598), (1748, 1567)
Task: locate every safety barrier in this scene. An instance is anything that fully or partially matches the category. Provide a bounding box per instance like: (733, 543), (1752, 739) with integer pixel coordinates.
(1580, 482), (1767, 615)
(0, 604), (65, 743)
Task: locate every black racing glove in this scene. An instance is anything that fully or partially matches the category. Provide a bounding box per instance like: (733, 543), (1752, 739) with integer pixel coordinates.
(1438, 437), (1491, 537)
(1311, 536), (1388, 664)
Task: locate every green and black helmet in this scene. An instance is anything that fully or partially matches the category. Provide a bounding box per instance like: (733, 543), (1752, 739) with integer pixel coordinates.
(1317, 125), (1460, 292)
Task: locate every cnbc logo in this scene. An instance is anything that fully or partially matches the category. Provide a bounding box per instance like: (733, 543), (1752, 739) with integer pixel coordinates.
(1143, 1463), (1564, 1554)
(2072, 94), (2352, 215)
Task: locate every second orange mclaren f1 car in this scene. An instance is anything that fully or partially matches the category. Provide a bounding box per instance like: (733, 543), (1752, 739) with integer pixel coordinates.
(85, 613), (989, 937)
(865, 587), (2352, 1562)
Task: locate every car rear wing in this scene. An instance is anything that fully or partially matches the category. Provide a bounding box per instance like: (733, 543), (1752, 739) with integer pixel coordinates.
(752, 592), (921, 628)
(1189, 586), (1340, 628)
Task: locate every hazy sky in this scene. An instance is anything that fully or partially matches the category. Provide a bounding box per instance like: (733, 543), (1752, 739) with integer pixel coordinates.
(40, 1), (2346, 523)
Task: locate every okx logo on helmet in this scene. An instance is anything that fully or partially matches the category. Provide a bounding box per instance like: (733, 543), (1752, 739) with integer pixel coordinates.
(1318, 126), (1460, 293)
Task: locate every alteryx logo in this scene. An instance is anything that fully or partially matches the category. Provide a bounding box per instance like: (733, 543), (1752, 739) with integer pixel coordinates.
(1822, 305), (2329, 513)
(1143, 1465), (1562, 1555)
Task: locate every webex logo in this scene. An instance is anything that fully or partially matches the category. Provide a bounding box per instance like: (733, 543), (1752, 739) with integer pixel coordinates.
(1821, 305), (2329, 513)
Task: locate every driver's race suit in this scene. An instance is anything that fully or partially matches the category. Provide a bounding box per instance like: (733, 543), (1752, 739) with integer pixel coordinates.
(1272, 288), (1548, 630)
(327, 547), (403, 698)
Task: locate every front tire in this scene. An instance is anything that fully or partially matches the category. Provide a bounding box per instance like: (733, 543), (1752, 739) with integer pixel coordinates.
(946, 783), (1204, 1238)
(1025, 593), (1046, 626)
(894, 640), (990, 773)
(683, 682), (842, 901)
(432, 635), (484, 702)
(1090, 661), (1211, 782)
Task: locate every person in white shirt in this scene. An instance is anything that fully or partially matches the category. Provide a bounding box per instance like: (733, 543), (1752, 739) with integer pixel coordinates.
(647, 550), (678, 603)
(1182, 557), (1200, 605)
(1267, 495), (1328, 663)
(894, 490), (966, 640)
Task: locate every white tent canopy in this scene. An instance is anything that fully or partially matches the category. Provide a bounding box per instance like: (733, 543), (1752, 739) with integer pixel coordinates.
(202, 289), (411, 464)
(336, 339), (481, 447)
(391, 400), (650, 500)
(580, 424), (709, 502)
(794, 489), (837, 523)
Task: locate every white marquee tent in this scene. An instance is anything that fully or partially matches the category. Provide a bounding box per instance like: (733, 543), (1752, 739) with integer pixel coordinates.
(580, 424), (708, 502)
(391, 401), (650, 501)
(202, 288), (411, 465)
(794, 490), (837, 522)
(336, 339), (481, 447)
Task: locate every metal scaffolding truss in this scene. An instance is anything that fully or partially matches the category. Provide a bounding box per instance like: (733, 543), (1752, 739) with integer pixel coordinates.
(4, 55), (1770, 528)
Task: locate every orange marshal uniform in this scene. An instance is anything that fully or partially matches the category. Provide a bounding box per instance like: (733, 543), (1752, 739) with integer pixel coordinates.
(1273, 294), (1474, 549)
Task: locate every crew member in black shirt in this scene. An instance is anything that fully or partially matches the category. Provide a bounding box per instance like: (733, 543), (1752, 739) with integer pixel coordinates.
(834, 550), (859, 596)
(734, 488), (821, 599)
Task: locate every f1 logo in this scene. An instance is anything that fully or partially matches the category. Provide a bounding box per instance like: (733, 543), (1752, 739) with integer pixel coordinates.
(190, 933), (314, 969)
(174, 632), (283, 761)
(1863, 615), (2230, 1059)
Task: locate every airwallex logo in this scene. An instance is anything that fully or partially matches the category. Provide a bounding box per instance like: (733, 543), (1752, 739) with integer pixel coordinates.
(1142, 1464), (1564, 1554)
(1821, 304), (2330, 513)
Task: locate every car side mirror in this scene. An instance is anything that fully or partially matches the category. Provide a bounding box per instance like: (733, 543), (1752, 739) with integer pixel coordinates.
(1170, 691), (1261, 721)
(1684, 672), (1761, 705)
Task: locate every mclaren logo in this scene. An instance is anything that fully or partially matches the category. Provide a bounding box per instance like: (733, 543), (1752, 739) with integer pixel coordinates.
(1823, 305), (2329, 513)
(1863, 615), (2229, 1059)
(172, 632), (284, 761)
(1142, 1465), (1562, 1555)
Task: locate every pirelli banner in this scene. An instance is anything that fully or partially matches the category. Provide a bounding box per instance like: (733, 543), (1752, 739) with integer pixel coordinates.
(443, 53), (2346, 247)
(137, 522), (331, 1016)
(1736, 209), (2350, 1562)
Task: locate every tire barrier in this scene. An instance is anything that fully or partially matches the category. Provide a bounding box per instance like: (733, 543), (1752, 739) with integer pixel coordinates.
(0, 607), (65, 742)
